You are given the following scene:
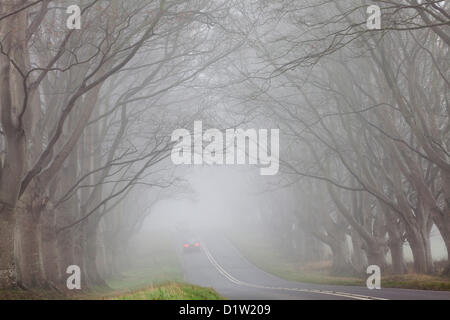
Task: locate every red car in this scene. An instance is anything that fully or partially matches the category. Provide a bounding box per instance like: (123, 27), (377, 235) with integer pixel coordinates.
(183, 238), (201, 253)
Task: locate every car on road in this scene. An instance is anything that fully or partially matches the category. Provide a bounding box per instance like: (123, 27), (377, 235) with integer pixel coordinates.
(183, 238), (201, 253)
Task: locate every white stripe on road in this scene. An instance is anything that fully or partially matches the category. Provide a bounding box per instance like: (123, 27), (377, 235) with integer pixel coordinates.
(201, 243), (388, 301)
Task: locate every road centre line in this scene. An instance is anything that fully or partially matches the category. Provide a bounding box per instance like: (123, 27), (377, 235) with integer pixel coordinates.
(201, 243), (388, 301)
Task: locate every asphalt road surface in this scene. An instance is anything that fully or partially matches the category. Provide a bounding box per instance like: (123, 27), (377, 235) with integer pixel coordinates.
(176, 232), (450, 300)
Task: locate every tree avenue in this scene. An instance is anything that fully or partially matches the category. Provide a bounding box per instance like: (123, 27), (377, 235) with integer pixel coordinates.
(0, 0), (449, 296)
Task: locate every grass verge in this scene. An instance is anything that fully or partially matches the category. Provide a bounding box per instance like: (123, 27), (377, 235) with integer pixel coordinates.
(105, 282), (223, 300)
(227, 230), (450, 291)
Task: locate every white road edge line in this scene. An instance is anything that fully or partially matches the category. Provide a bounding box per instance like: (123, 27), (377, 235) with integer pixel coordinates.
(201, 243), (388, 301)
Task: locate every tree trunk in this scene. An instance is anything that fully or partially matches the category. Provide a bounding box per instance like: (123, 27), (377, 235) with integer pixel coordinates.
(57, 224), (75, 283)
(350, 231), (367, 273)
(424, 233), (434, 273)
(366, 243), (387, 272)
(0, 0), (29, 289)
(385, 213), (407, 274)
(0, 209), (17, 288)
(443, 245), (450, 276)
(305, 233), (324, 262)
(55, 168), (79, 289)
(409, 235), (431, 273)
(442, 236), (450, 276)
(17, 208), (45, 288)
(329, 232), (355, 275)
(96, 219), (110, 280)
(16, 181), (47, 288)
(84, 218), (108, 288)
(432, 220), (450, 276)
(407, 223), (433, 273)
(41, 207), (61, 288)
(388, 240), (407, 274)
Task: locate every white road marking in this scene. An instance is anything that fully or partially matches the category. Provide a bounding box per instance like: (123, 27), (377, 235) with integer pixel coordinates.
(201, 243), (388, 301)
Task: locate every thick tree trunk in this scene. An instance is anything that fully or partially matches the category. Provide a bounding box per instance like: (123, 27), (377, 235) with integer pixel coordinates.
(424, 234), (434, 272)
(409, 234), (432, 273)
(55, 167), (80, 289)
(330, 243), (353, 275)
(41, 208), (61, 287)
(432, 221), (450, 276)
(406, 220), (433, 273)
(350, 231), (367, 273)
(17, 209), (45, 288)
(75, 222), (88, 290)
(16, 182), (47, 288)
(443, 243), (450, 277)
(0, 0), (29, 290)
(57, 220), (75, 283)
(389, 240), (407, 274)
(0, 210), (17, 288)
(84, 218), (108, 288)
(410, 245), (428, 273)
(366, 243), (387, 271)
(329, 232), (356, 275)
(385, 219), (407, 274)
(96, 220), (110, 279)
(305, 234), (325, 262)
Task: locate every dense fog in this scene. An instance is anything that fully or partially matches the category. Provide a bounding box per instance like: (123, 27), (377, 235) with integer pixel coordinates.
(0, 1), (449, 298)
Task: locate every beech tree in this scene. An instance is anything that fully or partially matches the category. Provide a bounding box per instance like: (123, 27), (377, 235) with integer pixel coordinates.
(0, 0), (245, 289)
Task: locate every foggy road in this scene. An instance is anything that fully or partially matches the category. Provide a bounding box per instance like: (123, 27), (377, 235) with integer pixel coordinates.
(176, 232), (450, 300)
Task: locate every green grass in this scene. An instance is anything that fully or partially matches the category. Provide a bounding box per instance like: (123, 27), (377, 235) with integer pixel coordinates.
(0, 229), (224, 300)
(227, 229), (450, 291)
(0, 282), (224, 300)
(264, 262), (450, 291)
(381, 274), (450, 291)
(105, 230), (184, 292)
(106, 282), (223, 300)
(97, 229), (225, 299)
